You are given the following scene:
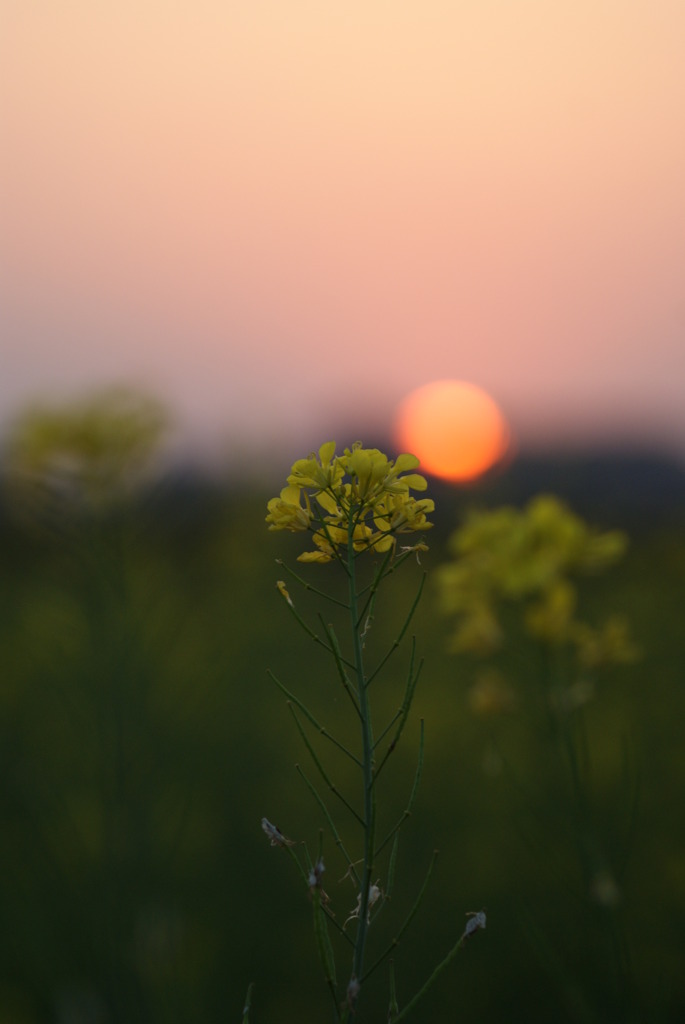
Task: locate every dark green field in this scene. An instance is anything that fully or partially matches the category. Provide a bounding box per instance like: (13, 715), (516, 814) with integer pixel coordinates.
(2, 453), (684, 1023)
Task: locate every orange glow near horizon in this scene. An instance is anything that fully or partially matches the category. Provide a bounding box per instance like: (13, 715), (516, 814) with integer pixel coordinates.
(395, 380), (510, 482)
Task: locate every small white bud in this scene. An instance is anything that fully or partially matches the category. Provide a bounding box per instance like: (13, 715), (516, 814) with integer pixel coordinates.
(344, 880), (383, 928)
(308, 858), (325, 889)
(261, 817), (295, 848)
(462, 909), (487, 941)
(276, 580), (294, 606)
(346, 975), (360, 1008)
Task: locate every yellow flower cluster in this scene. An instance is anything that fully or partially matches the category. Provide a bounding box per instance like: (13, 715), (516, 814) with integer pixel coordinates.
(437, 495), (638, 665)
(266, 441), (434, 563)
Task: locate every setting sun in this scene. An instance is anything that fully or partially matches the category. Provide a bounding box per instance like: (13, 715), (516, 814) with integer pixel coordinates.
(394, 380), (510, 482)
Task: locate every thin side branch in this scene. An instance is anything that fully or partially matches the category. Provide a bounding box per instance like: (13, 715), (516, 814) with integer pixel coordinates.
(268, 672), (361, 764)
(288, 704), (365, 827)
(318, 615), (362, 710)
(276, 558), (351, 608)
(295, 763), (361, 890)
(362, 848), (439, 983)
(356, 547), (395, 622)
(366, 574), (426, 687)
(386, 832), (400, 900)
(375, 719), (425, 857)
(373, 653), (423, 782)
(392, 913), (485, 1022)
(373, 708), (403, 751)
(241, 982), (254, 1024)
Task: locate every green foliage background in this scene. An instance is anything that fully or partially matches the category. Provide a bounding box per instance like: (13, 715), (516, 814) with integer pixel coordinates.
(2, 462), (684, 1023)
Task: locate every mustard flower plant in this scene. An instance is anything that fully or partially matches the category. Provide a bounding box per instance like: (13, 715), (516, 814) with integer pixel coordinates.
(437, 494), (640, 1016)
(248, 442), (481, 1023)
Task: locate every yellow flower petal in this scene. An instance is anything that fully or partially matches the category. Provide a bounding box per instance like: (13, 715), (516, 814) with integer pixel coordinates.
(319, 441), (336, 465)
(393, 453), (420, 473)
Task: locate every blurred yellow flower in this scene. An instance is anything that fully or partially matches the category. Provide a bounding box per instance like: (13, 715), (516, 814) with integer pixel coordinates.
(449, 603), (502, 656)
(468, 670), (516, 716)
(437, 495), (638, 673)
(573, 615), (640, 668)
(525, 579), (577, 643)
(5, 388), (168, 511)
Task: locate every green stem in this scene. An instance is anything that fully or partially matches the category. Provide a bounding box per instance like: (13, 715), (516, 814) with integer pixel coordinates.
(348, 514), (376, 1011)
(388, 960), (399, 1022)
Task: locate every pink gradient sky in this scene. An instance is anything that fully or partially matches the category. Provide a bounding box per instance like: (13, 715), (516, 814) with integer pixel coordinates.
(3, 1), (685, 463)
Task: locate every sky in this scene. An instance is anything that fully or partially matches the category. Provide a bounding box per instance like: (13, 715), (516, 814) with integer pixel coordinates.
(2, 0), (685, 465)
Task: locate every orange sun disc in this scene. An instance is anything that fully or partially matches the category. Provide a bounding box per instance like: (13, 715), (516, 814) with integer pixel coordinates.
(394, 380), (510, 482)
